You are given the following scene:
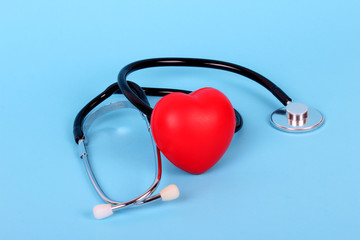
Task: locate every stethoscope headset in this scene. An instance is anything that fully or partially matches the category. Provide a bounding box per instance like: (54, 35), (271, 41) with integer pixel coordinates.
(73, 58), (324, 219)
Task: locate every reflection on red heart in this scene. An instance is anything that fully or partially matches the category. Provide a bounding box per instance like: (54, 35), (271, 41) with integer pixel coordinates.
(151, 87), (235, 174)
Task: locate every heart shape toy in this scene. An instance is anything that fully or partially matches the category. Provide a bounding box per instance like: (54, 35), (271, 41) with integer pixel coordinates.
(150, 87), (235, 174)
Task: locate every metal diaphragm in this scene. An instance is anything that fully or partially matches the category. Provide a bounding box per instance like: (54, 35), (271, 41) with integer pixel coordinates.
(270, 102), (324, 133)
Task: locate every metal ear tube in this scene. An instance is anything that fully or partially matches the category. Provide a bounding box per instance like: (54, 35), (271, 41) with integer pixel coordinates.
(77, 101), (180, 219)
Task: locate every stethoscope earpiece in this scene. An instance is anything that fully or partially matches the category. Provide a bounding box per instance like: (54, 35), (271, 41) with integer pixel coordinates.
(159, 184), (180, 201)
(93, 204), (113, 220)
(270, 102), (324, 133)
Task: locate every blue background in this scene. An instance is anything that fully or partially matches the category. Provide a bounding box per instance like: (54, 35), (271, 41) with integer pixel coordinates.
(1, 0), (359, 239)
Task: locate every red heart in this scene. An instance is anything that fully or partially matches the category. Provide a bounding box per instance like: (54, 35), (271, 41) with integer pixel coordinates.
(150, 87), (235, 174)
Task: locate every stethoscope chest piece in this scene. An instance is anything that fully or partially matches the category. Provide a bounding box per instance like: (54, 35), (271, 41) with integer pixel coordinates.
(270, 102), (324, 133)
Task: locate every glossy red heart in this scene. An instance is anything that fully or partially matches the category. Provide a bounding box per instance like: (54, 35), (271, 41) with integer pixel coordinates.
(150, 87), (235, 174)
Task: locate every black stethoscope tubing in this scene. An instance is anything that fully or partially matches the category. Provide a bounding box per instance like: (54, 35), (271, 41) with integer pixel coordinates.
(74, 57), (292, 143)
(118, 58), (292, 118)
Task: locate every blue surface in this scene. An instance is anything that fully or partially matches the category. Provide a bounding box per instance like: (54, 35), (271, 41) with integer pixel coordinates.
(1, 0), (359, 239)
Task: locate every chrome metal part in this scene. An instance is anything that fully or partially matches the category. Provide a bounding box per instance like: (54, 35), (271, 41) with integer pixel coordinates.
(135, 194), (161, 206)
(79, 101), (163, 211)
(270, 102), (324, 133)
(78, 139), (87, 159)
(286, 102), (308, 126)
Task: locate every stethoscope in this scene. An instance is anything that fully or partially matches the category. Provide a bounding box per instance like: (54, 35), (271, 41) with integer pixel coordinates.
(73, 58), (324, 219)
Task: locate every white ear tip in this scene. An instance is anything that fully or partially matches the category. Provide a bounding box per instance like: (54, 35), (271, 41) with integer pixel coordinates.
(160, 184), (180, 201)
(93, 204), (113, 219)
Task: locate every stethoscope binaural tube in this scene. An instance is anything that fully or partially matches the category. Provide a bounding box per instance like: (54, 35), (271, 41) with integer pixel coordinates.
(73, 82), (242, 219)
(117, 58), (293, 118)
(77, 98), (180, 219)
